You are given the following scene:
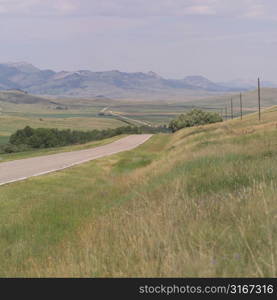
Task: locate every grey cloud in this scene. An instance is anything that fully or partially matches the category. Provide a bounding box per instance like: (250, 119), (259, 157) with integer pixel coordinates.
(0, 0), (276, 19)
(0, 0), (277, 81)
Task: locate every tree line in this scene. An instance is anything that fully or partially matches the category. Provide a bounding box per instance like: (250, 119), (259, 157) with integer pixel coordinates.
(0, 109), (223, 154)
(0, 125), (168, 154)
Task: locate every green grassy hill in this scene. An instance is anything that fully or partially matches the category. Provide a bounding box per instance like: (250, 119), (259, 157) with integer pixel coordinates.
(0, 106), (276, 277)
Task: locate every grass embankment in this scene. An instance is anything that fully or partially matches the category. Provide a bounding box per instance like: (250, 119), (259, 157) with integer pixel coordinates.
(0, 107), (277, 277)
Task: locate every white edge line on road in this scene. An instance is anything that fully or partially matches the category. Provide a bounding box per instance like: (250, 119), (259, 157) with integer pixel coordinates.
(0, 135), (152, 187)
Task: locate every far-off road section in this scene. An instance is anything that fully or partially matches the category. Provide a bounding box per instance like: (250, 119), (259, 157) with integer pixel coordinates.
(0, 134), (152, 186)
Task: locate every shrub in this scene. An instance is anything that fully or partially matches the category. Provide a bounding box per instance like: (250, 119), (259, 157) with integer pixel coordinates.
(169, 109), (222, 132)
(0, 143), (31, 154)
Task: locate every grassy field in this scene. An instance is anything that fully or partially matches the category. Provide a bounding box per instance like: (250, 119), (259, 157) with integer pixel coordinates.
(0, 136), (9, 145)
(0, 95), (125, 141)
(95, 87), (277, 124)
(0, 113), (125, 141)
(1, 87), (276, 135)
(189, 87), (277, 116)
(0, 105), (276, 277)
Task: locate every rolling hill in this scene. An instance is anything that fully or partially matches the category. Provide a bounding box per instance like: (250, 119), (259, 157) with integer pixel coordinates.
(185, 87), (277, 113)
(0, 106), (276, 277)
(0, 90), (53, 105)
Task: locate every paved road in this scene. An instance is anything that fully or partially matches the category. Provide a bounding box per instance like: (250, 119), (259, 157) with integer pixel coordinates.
(0, 134), (152, 186)
(109, 111), (152, 127)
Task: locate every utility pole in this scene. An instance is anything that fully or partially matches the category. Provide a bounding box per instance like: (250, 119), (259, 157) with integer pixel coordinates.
(258, 78), (261, 121)
(220, 108), (223, 120)
(239, 93), (242, 120)
(231, 98), (233, 119)
(225, 106), (228, 121)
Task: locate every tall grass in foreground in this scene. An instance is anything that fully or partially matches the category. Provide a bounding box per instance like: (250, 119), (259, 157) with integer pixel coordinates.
(0, 109), (277, 277)
(29, 181), (276, 277)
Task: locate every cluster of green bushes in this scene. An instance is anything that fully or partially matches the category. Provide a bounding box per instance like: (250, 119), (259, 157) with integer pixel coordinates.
(0, 125), (168, 154)
(169, 109), (222, 132)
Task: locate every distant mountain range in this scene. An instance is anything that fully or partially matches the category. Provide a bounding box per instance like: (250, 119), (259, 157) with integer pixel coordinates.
(0, 62), (276, 99)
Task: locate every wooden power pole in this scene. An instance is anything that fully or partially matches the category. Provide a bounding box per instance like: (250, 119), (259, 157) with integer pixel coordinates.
(225, 106), (228, 121)
(231, 98), (233, 119)
(239, 93), (242, 120)
(258, 78), (261, 121)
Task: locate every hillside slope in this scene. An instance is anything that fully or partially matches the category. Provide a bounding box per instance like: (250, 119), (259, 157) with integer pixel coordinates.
(0, 107), (276, 277)
(192, 87), (277, 112)
(0, 90), (52, 104)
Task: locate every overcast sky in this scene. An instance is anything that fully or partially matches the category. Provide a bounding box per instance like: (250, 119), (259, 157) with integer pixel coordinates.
(0, 0), (276, 81)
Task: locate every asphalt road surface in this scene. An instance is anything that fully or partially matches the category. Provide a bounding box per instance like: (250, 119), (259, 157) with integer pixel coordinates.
(0, 134), (152, 186)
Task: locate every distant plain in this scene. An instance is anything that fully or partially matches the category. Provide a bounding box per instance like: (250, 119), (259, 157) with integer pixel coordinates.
(1, 87), (277, 143)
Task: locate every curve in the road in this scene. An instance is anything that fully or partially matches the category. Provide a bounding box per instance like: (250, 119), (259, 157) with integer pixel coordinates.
(0, 134), (152, 186)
